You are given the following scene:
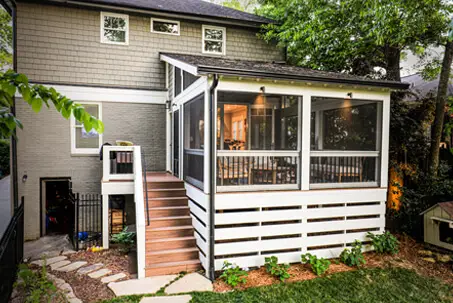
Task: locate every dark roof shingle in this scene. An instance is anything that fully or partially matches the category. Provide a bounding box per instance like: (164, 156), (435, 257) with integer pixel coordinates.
(439, 202), (453, 217)
(72, 0), (273, 25)
(161, 53), (410, 89)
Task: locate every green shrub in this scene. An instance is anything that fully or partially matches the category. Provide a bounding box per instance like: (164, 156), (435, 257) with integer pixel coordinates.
(15, 263), (64, 303)
(264, 256), (290, 282)
(0, 139), (9, 177)
(340, 240), (366, 267)
(367, 231), (399, 255)
(111, 227), (136, 253)
(219, 261), (248, 287)
(301, 253), (330, 276)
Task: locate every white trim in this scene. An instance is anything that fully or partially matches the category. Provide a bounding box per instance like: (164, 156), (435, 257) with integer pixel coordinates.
(151, 18), (180, 36)
(310, 151), (380, 157)
(380, 95), (390, 187)
(102, 195), (109, 249)
(217, 150), (299, 157)
(173, 77), (208, 106)
(217, 184), (299, 192)
(133, 146), (146, 279)
(431, 216), (453, 224)
(202, 25), (226, 56)
(160, 54), (198, 76)
(301, 94), (312, 190)
(22, 84), (167, 104)
(70, 102), (103, 156)
(310, 182), (379, 189)
(100, 12), (129, 45)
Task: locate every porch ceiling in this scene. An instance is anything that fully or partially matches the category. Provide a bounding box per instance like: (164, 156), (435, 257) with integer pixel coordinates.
(160, 53), (409, 90)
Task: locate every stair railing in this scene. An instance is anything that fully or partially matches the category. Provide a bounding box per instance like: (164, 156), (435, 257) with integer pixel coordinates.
(141, 152), (150, 226)
(132, 146), (146, 279)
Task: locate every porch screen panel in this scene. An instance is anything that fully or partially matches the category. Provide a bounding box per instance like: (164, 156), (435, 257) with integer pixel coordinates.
(310, 97), (382, 187)
(183, 93), (205, 189)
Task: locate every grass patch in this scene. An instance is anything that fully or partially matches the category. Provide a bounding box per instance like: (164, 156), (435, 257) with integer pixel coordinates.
(99, 268), (453, 303)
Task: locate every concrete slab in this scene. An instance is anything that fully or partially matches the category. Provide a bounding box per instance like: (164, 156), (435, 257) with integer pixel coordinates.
(77, 263), (104, 275)
(101, 273), (127, 284)
(140, 295), (192, 303)
(31, 256), (67, 267)
(55, 261), (88, 272)
(108, 275), (178, 297)
(50, 260), (71, 270)
(24, 235), (73, 260)
(88, 268), (112, 279)
(165, 273), (212, 294)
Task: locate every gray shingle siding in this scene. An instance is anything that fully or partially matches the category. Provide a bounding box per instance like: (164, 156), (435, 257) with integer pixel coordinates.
(16, 2), (284, 89)
(16, 100), (166, 240)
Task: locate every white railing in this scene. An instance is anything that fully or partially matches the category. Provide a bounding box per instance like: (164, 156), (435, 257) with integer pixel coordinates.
(102, 146), (135, 182)
(132, 146), (146, 279)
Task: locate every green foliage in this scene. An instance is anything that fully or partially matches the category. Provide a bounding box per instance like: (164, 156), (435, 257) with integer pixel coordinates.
(340, 240), (366, 267)
(220, 261), (248, 287)
(111, 227), (136, 253)
(0, 8), (12, 69)
(0, 139), (9, 176)
(14, 263), (64, 303)
(264, 256), (290, 282)
(301, 253), (330, 276)
(214, 0), (257, 12)
(367, 232), (399, 255)
(0, 70), (104, 138)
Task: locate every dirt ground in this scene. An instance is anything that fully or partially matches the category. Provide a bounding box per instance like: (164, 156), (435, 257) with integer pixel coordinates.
(213, 235), (453, 292)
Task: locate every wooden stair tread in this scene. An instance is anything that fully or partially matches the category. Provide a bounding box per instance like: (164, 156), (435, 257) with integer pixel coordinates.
(146, 247), (199, 255)
(146, 259), (201, 269)
(149, 216), (191, 221)
(147, 236), (195, 243)
(147, 197), (187, 201)
(147, 188), (186, 192)
(147, 206), (189, 210)
(147, 225), (193, 231)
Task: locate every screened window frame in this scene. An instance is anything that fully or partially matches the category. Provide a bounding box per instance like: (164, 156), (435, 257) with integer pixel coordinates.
(100, 12), (129, 45)
(70, 102), (103, 156)
(202, 25), (226, 55)
(173, 66), (200, 99)
(151, 18), (180, 36)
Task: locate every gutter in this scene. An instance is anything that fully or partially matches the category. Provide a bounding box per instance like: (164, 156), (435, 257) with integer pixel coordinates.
(208, 74), (219, 281)
(197, 67), (410, 90)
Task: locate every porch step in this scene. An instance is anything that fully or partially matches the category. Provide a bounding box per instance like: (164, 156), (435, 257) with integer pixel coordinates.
(145, 260), (201, 276)
(147, 206), (190, 218)
(148, 216), (193, 228)
(146, 226), (195, 239)
(147, 188), (187, 198)
(146, 247), (199, 265)
(147, 197), (189, 208)
(146, 180), (185, 190)
(146, 236), (197, 251)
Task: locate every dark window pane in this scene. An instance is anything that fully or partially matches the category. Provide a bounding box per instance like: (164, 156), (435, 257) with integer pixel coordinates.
(183, 71), (199, 90)
(104, 29), (126, 42)
(153, 21), (179, 34)
(174, 67), (182, 96)
(204, 29), (223, 40)
(204, 41), (223, 53)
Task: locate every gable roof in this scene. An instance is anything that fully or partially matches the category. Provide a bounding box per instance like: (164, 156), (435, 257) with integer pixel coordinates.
(66, 0), (274, 26)
(421, 201), (453, 217)
(402, 73), (453, 101)
(161, 53), (410, 90)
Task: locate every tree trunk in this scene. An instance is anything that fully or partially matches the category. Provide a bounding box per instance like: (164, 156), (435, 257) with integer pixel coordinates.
(385, 46), (401, 82)
(429, 40), (453, 175)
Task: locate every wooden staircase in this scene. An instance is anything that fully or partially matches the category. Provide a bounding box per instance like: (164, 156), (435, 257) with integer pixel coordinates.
(144, 173), (201, 276)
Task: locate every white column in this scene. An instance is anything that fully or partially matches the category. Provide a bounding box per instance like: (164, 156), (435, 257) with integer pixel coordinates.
(102, 194), (109, 249)
(203, 82), (212, 194)
(166, 110), (172, 172)
(301, 95), (312, 190)
(380, 95), (390, 188)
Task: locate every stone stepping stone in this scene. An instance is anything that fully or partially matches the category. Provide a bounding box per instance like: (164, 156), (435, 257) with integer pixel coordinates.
(101, 273), (127, 284)
(88, 268), (112, 279)
(140, 295), (192, 303)
(77, 263), (104, 275)
(55, 261), (88, 272)
(31, 256), (67, 267)
(108, 275), (178, 297)
(50, 260), (71, 270)
(165, 273), (212, 294)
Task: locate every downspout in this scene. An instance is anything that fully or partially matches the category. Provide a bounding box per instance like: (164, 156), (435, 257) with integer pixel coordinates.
(208, 74), (219, 281)
(11, 3), (19, 210)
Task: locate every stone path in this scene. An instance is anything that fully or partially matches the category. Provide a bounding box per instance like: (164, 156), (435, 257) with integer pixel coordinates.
(165, 273), (212, 294)
(140, 295), (192, 303)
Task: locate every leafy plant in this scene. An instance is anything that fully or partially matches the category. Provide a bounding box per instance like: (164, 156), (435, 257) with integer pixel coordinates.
(219, 261), (248, 287)
(340, 240), (366, 267)
(301, 253), (331, 276)
(14, 263), (64, 303)
(0, 139), (9, 176)
(367, 232), (399, 255)
(111, 227), (136, 253)
(264, 256), (290, 282)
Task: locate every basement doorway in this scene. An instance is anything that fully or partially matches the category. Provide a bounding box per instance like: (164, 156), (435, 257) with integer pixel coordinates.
(40, 178), (71, 236)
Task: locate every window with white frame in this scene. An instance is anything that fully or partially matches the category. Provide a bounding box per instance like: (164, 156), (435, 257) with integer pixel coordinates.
(202, 25), (226, 55)
(71, 103), (103, 155)
(151, 18), (180, 35)
(101, 12), (129, 45)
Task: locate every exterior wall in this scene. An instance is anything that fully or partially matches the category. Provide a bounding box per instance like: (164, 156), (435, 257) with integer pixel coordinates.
(16, 2), (284, 90)
(16, 100), (166, 240)
(424, 207), (453, 251)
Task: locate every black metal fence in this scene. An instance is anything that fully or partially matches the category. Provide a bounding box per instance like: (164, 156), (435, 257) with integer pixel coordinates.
(0, 198), (24, 303)
(69, 193), (102, 251)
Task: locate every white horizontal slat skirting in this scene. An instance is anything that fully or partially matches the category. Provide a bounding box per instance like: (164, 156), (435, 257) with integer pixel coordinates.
(215, 188), (387, 210)
(306, 204), (384, 219)
(194, 231), (208, 254)
(200, 253), (208, 270)
(216, 238), (302, 255)
(216, 223), (302, 240)
(186, 183), (210, 211)
(214, 251), (302, 269)
(306, 217), (385, 233)
(189, 200), (208, 223)
(191, 215), (208, 239)
(305, 232), (369, 247)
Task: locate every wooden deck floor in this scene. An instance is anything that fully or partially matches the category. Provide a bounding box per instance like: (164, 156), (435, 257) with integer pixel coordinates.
(146, 172), (180, 183)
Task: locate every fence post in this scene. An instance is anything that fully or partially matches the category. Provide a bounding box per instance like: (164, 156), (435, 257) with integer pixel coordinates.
(75, 193), (79, 251)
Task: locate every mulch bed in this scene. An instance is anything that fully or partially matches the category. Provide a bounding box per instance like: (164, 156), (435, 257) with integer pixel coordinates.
(213, 235), (453, 292)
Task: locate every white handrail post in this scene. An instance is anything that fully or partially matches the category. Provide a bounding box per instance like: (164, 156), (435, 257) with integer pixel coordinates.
(103, 146), (110, 182)
(133, 146), (146, 279)
(102, 194), (109, 249)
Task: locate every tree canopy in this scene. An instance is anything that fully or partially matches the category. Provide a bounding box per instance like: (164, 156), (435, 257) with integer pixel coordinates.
(0, 8), (12, 69)
(258, 0), (451, 81)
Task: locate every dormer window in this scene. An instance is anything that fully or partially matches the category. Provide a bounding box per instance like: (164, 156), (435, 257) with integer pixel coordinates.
(202, 25), (226, 55)
(151, 18), (180, 35)
(101, 12), (129, 45)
